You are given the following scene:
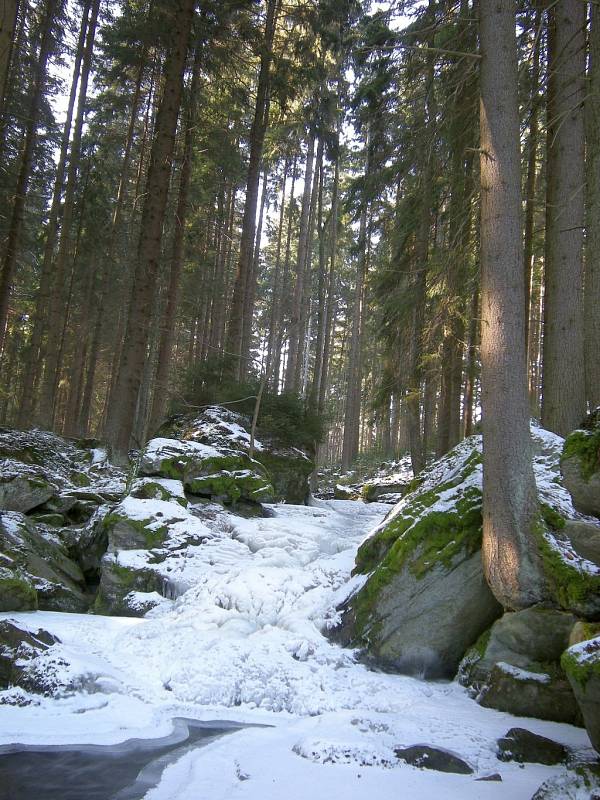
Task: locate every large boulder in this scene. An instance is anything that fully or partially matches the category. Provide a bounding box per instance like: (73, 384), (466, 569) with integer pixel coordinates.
(561, 634), (600, 754)
(331, 439), (502, 678)
(154, 406), (314, 504)
(0, 511), (88, 612)
(560, 410), (600, 518)
(0, 620), (62, 696)
(95, 495), (216, 615)
(458, 607), (581, 724)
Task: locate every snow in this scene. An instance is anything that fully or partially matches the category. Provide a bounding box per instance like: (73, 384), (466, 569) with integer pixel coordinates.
(0, 496), (595, 798)
(495, 662), (552, 684)
(144, 436), (223, 461)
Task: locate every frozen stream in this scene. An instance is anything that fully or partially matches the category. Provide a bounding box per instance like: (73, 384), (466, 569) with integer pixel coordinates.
(0, 499), (595, 799)
(0, 719), (247, 800)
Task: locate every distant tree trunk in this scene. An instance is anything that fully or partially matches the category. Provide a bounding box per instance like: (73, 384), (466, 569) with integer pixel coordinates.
(105, 0), (196, 461)
(318, 145), (340, 414)
(341, 152), (370, 471)
(0, 0), (19, 121)
(586, 3), (600, 409)
(265, 160), (289, 384)
(463, 284), (479, 437)
(285, 134), (315, 392)
(272, 156), (297, 390)
(147, 48), (201, 435)
(0, 0), (56, 355)
(479, 0), (545, 609)
(523, 9), (541, 350)
(541, 0), (586, 435)
(17, 0), (90, 426)
(36, 0), (100, 428)
(226, 0), (279, 379)
(309, 158), (326, 410)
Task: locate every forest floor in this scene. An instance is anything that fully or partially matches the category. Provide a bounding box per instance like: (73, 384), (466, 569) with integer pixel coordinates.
(0, 498), (594, 799)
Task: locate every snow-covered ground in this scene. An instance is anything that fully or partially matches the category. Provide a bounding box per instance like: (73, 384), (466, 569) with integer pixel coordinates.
(0, 498), (594, 799)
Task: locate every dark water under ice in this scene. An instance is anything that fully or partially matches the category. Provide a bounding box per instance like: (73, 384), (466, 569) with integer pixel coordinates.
(0, 718), (245, 800)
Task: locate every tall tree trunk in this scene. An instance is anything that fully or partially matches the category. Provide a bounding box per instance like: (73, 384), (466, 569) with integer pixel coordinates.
(523, 10), (541, 350)
(105, 0), (196, 460)
(0, 0), (56, 355)
(285, 133), (315, 392)
(341, 151), (370, 471)
(226, 0), (279, 379)
(272, 156), (297, 390)
(265, 160), (289, 384)
(586, 3), (600, 408)
(36, 0), (100, 428)
(479, 0), (545, 609)
(541, 1), (586, 435)
(0, 0), (19, 121)
(148, 47), (201, 434)
(463, 284), (479, 437)
(17, 0), (90, 426)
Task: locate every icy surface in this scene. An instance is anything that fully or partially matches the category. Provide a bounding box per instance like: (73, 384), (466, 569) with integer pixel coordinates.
(0, 496), (594, 799)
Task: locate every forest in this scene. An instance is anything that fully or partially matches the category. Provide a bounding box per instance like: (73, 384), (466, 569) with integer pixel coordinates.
(0, 1), (600, 798)
(0, 0), (595, 470)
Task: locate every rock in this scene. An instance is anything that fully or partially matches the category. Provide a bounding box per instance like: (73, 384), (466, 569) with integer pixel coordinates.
(458, 607), (581, 724)
(496, 728), (568, 765)
(562, 635), (600, 754)
(139, 437), (274, 506)
(0, 460), (58, 512)
(95, 498), (215, 615)
(130, 477), (188, 507)
(332, 440), (502, 678)
(531, 764), (600, 800)
(563, 520), (600, 566)
(154, 406), (314, 505)
(362, 481), (409, 503)
(333, 484), (356, 500)
(475, 773), (502, 782)
(394, 745), (473, 774)
(561, 414), (600, 518)
(0, 511), (88, 612)
(0, 620), (61, 695)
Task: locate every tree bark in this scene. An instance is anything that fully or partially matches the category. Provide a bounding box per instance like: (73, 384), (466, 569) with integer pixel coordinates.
(541, 0), (586, 435)
(0, 0), (56, 355)
(105, 0), (196, 460)
(586, 3), (600, 408)
(226, 0), (279, 379)
(148, 48), (201, 434)
(479, 0), (545, 609)
(0, 0), (19, 122)
(36, 0), (100, 428)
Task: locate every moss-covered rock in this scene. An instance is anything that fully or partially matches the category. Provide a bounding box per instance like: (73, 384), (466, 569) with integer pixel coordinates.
(561, 635), (600, 754)
(0, 511), (88, 612)
(458, 607), (580, 724)
(0, 571), (38, 611)
(0, 620), (61, 695)
(561, 413), (600, 518)
(0, 462), (58, 512)
(331, 439), (502, 678)
(95, 556), (166, 616)
(129, 477), (188, 507)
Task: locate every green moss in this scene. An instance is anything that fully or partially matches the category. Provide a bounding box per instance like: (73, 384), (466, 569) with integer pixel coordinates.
(534, 516), (600, 611)
(561, 638), (600, 688)
(562, 429), (600, 481)
(0, 576), (38, 610)
(540, 502), (566, 531)
(352, 487), (483, 639)
(103, 512), (168, 549)
(70, 471), (91, 487)
(187, 470), (273, 504)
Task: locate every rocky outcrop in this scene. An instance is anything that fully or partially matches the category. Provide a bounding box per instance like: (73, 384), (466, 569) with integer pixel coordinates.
(0, 511), (89, 612)
(154, 406), (314, 505)
(458, 607), (580, 724)
(333, 422), (600, 680)
(560, 410), (600, 518)
(331, 440), (502, 678)
(496, 728), (568, 765)
(562, 634), (600, 754)
(0, 620), (61, 696)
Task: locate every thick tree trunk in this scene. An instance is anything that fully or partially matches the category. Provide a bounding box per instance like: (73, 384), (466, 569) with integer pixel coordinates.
(0, 0), (56, 355)
(147, 48), (201, 435)
(226, 0), (279, 379)
(586, 4), (600, 408)
(479, 0), (545, 609)
(541, 1), (586, 435)
(105, 0), (196, 461)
